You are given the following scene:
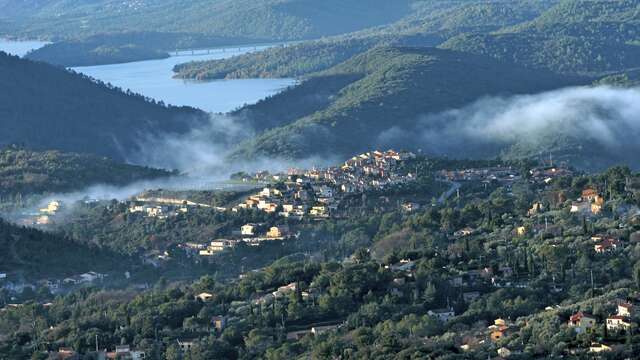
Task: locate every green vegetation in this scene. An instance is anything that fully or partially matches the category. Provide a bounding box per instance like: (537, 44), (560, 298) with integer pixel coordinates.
(0, 218), (130, 279)
(0, 147), (171, 199)
(595, 69), (640, 87)
(4, 161), (640, 358)
(0, 0), (412, 42)
(0, 51), (207, 160)
(177, 0), (638, 80)
(442, 0), (640, 76)
(173, 0), (557, 81)
(26, 38), (169, 67)
(174, 38), (383, 80)
(25, 31), (257, 67)
(229, 46), (583, 160)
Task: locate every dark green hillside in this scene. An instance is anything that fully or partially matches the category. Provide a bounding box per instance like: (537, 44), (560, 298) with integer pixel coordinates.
(0, 148), (172, 198)
(173, 0), (557, 81)
(387, 0), (557, 35)
(231, 46), (583, 160)
(442, 0), (640, 75)
(0, 52), (207, 160)
(232, 74), (362, 132)
(0, 0), (412, 42)
(0, 218), (128, 279)
(174, 38), (383, 80)
(595, 69), (640, 87)
(25, 31), (256, 67)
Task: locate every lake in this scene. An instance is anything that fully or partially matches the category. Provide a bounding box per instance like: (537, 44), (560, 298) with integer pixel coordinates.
(0, 39), (296, 113)
(0, 39), (49, 57)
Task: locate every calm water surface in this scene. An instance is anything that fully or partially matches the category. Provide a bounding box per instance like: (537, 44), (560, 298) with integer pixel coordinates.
(0, 39), (296, 113)
(0, 39), (49, 56)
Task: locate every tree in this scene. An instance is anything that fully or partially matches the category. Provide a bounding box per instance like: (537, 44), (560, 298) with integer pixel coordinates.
(633, 261), (640, 290)
(353, 248), (370, 264)
(165, 344), (183, 360)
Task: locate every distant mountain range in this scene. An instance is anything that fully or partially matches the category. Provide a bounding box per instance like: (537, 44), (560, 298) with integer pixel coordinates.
(174, 0), (640, 169)
(0, 0), (412, 41)
(1, 0), (640, 171)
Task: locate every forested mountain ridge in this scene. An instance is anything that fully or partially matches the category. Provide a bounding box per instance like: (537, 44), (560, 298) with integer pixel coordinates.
(175, 0), (639, 81)
(24, 31), (260, 67)
(0, 0), (412, 42)
(0, 218), (130, 279)
(0, 51), (207, 160)
(0, 148), (173, 199)
(442, 0), (640, 76)
(230, 46), (584, 160)
(172, 0), (559, 81)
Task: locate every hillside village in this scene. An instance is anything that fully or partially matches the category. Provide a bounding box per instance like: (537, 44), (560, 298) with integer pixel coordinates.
(5, 151), (640, 358)
(234, 149), (417, 218)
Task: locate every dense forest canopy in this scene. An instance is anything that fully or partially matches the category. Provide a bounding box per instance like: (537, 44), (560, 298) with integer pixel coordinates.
(0, 51), (207, 160)
(0, 0), (413, 41)
(0, 218), (132, 279)
(227, 46), (584, 161)
(0, 147), (172, 198)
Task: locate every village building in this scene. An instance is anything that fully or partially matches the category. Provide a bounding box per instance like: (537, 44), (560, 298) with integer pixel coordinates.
(267, 225), (289, 239)
(594, 238), (620, 253)
(36, 215), (52, 225)
(40, 200), (61, 215)
(606, 315), (632, 332)
(497, 347), (512, 358)
(273, 282), (297, 298)
(241, 224), (258, 236)
(199, 240), (236, 256)
(212, 316), (226, 332)
(528, 202), (544, 216)
(618, 302), (635, 317)
(195, 292), (213, 301)
(56, 347), (76, 360)
(104, 345), (145, 360)
(177, 339), (196, 352)
(401, 202), (421, 212)
(428, 308), (455, 322)
(488, 318), (515, 342)
(454, 227), (475, 237)
(568, 311), (597, 334)
(311, 325), (339, 336)
(589, 343), (612, 353)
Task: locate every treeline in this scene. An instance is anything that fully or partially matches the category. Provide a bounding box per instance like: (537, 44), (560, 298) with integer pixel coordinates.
(0, 218), (129, 279)
(0, 0), (412, 42)
(0, 147), (172, 198)
(0, 51), (207, 160)
(228, 46), (582, 160)
(25, 31), (259, 67)
(3, 164), (640, 358)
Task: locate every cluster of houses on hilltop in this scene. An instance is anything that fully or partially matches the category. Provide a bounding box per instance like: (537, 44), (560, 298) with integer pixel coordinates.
(233, 150), (416, 220)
